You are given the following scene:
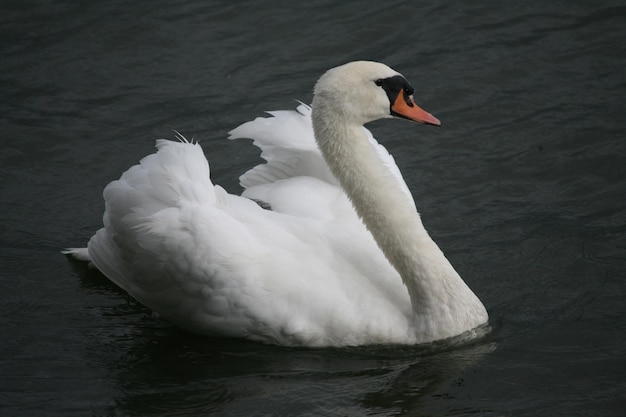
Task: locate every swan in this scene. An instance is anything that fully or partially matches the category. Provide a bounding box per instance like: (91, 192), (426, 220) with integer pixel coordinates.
(64, 61), (488, 347)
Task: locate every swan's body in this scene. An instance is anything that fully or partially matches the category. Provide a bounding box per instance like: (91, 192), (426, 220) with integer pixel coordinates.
(65, 61), (488, 346)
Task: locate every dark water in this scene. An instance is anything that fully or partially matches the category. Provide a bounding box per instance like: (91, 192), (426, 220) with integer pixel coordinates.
(2, 1), (625, 415)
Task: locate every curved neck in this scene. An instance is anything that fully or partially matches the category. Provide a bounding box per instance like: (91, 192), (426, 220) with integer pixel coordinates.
(311, 104), (487, 339)
(312, 111), (433, 295)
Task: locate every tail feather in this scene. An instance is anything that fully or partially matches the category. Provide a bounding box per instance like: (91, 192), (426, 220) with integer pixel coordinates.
(62, 247), (91, 262)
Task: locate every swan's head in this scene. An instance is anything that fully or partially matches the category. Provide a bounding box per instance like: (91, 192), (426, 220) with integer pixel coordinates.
(312, 61), (440, 126)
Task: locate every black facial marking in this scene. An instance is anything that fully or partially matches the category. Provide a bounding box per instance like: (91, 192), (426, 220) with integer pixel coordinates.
(374, 75), (415, 114)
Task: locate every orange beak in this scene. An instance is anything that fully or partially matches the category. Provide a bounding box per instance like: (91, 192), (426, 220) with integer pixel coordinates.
(391, 91), (441, 126)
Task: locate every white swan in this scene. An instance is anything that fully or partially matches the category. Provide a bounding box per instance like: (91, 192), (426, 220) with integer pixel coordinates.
(65, 61), (488, 346)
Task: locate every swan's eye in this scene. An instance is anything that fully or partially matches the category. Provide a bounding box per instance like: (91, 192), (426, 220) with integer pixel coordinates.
(374, 79), (383, 87)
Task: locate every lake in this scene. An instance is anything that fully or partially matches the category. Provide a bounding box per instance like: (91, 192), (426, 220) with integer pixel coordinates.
(1, 1), (625, 415)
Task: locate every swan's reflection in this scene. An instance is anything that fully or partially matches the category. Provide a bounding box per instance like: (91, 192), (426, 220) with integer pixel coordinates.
(77, 266), (494, 417)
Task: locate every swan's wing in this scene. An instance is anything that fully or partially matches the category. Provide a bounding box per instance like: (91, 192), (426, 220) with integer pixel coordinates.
(228, 103), (415, 209)
(228, 103), (337, 188)
(86, 138), (223, 296)
(85, 139), (411, 345)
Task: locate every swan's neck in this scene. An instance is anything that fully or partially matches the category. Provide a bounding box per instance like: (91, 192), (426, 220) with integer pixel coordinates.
(312, 108), (487, 340)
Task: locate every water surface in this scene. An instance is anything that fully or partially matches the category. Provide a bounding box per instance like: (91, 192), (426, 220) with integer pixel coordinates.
(1, 1), (625, 415)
